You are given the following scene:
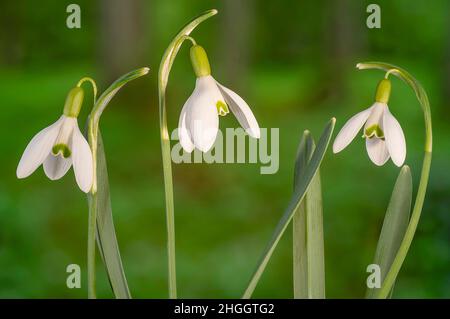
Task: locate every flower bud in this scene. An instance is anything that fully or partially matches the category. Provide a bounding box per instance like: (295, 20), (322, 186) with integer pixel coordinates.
(63, 87), (84, 117)
(190, 45), (211, 77)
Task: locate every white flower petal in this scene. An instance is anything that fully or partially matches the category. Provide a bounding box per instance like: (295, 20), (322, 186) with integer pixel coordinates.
(16, 116), (64, 178)
(366, 138), (390, 166)
(333, 106), (373, 153)
(71, 124), (93, 193)
(43, 154), (72, 180)
(178, 94), (195, 153)
(216, 81), (260, 138)
(383, 107), (406, 167)
(186, 76), (220, 152)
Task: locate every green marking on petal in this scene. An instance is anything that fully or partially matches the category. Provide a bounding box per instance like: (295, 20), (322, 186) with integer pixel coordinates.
(365, 124), (385, 139)
(216, 100), (229, 116)
(52, 144), (72, 158)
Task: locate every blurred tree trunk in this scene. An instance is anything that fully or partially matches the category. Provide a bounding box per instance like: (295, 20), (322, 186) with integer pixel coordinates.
(324, 0), (365, 100)
(218, 0), (254, 88)
(444, 19), (450, 118)
(0, 2), (24, 66)
(98, 0), (146, 83)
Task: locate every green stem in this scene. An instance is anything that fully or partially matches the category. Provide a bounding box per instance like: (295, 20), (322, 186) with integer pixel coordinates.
(356, 62), (433, 298)
(87, 190), (97, 299)
(87, 118), (98, 299)
(157, 9), (217, 299)
(76, 78), (98, 299)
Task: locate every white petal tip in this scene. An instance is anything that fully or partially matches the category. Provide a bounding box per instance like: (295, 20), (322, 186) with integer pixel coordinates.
(80, 185), (92, 193)
(371, 160), (385, 167)
(392, 158), (405, 167)
(198, 145), (213, 153)
(332, 142), (341, 154)
(247, 128), (260, 139)
(16, 169), (27, 179)
(182, 145), (194, 153)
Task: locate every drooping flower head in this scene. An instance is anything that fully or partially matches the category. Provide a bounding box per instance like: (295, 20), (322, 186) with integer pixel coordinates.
(333, 77), (406, 167)
(178, 43), (260, 153)
(17, 86), (94, 192)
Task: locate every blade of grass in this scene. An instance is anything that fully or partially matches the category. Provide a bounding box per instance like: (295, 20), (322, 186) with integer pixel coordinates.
(366, 165), (412, 298)
(243, 118), (335, 299)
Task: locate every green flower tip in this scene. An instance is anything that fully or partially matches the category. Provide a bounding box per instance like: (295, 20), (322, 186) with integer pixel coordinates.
(63, 87), (84, 118)
(190, 45), (211, 77)
(375, 78), (391, 104)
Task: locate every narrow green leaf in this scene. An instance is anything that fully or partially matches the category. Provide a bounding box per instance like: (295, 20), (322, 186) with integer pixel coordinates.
(366, 165), (412, 299)
(88, 132), (131, 299)
(243, 118), (335, 299)
(304, 170), (325, 298)
(293, 132), (325, 299)
(293, 131), (314, 190)
(292, 131), (314, 298)
(293, 199), (308, 298)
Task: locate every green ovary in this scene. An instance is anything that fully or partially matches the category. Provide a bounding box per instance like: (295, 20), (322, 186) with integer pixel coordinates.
(365, 124), (385, 139)
(52, 144), (72, 158)
(216, 101), (229, 116)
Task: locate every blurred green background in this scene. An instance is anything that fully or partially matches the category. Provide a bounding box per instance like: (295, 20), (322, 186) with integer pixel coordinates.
(0, 0), (449, 298)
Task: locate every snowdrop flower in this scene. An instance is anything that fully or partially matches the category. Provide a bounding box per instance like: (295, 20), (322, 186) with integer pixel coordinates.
(178, 44), (260, 152)
(17, 87), (94, 193)
(333, 78), (406, 167)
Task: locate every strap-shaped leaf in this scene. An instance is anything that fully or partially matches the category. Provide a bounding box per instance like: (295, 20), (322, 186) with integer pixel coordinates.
(293, 132), (325, 298)
(293, 132), (314, 298)
(366, 166), (412, 298)
(92, 132), (131, 299)
(242, 118), (335, 299)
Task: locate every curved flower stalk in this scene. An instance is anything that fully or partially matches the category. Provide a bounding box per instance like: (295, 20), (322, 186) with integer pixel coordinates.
(17, 85), (93, 192)
(355, 62), (432, 298)
(86, 67), (149, 299)
(157, 9), (217, 299)
(333, 78), (406, 167)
